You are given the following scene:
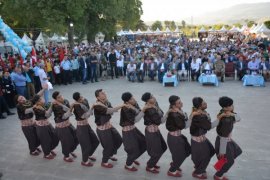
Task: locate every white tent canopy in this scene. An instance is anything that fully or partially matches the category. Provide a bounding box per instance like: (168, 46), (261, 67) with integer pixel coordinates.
(229, 26), (239, 33)
(174, 27), (180, 33)
(199, 26), (207, 33)
(49, 33), (62, 42)
(154, 28), (162, 35)
(219, 26), (227, 33)
(117, 29), (125, 36)
(164, 27), (171, 33)
(135, 29), (143, 35)
(35, 32), (47, 50)
(145, 27), (153, 34)
(22, 34), (33, 45)
(256, 24), (270, 34)
(240, 25), (248, 32)
(208, 27), (215, 33)
(126, 29), (134, 35)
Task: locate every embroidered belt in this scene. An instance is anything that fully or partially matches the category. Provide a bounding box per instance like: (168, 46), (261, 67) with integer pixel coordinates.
(77, 119), (89, 126)
(36, 119), (50, 126)
(169, 130), (181, 136)
(97, 121), (112, 130)
(122, 125), (135, 132)
(146, 124), (159, 133)
(55, 120), (71, 128)
(192, 135), (206, 142)
(20, 118), (35, 127)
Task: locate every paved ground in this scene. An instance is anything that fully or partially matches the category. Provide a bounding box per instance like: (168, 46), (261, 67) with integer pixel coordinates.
(0, 78), (270, 180)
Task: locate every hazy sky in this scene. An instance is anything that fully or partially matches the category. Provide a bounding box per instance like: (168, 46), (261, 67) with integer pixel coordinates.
(141, 0), (270, 21)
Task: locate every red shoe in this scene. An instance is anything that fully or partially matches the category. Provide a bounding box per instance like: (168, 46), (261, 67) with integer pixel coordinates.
(154, 165), (160, 169)
(63, 157), (74, 163)
(146, 167), (159, 174)
(30, 150), (40, 156)
(81, 161), (93, 167)
(125, 165), (138, 172)
(44, 154), (54, 160)
(50, 151), (57, 156)
(192, 172), (207, 179)
(89, 156), (96, 162)
(214, 175), (229, 180)
(101, 163), (113, 168)
(70, 152), (77, 158)
(110, 157), (118, 161)
(170, 162), (182, 172)
(167, 170), (182, 177)
(133, 160), (140, 166)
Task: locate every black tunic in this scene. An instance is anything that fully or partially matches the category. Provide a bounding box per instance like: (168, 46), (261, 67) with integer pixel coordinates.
(94, 101), (112, 126)
(120, 104), (140, 127)
(190, 113), (211, 136)
(166, 111), (186, 131)
(216, 110), (236, 137)
(52, 99), (70, 123)
(144, 107), (163, 126)
(17, 101), (34, 120)
(73, 99), (90, 121)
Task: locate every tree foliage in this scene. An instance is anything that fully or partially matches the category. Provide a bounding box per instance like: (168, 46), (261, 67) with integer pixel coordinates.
(0, 0), (143, 42)
(151, 21), (163, 31)
(264, 21), (270, 29)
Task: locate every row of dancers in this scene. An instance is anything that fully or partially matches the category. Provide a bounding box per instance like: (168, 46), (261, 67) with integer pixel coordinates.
(15, 86), (242, 180)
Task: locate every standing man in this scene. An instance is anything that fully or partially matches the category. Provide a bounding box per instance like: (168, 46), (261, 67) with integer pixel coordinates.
(60, 55), (72, 85)
(108, 49), (118, 79)
(89, 50), (98, 83)
(93, 89), (123, 168)
(38, 63), (50, 106)
(236, 57), (247, 81)
(214, 55), (225, 82)
(78, 53), (88, 84)
(13, 66), (27, 97)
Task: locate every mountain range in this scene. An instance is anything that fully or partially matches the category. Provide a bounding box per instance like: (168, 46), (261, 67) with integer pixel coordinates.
(145, 2), (270, 25)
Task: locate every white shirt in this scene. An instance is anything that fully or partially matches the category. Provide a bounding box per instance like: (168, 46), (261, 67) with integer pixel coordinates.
(181, 63), (186, 70)
(204, 63), (211, 70)
(127, 64), (136, 72)
(140, 63), (144, 70)
(54, 65), (60, 74)
(38, 69), (48, 84)
(196, 58), (202, 65)
(117, 59), (124, 67)
(160, 63), (165, 70)
(191, 62), (200, 72)
(150, 63), (155, 70)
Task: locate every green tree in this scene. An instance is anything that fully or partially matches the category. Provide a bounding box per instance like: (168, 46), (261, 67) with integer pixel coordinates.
(0, 0), (143, 44)
(151, 21), (162, 31)
(181, 20), (186, 28)
(264, 20), (270, 29)
(135, 20), (147, 31)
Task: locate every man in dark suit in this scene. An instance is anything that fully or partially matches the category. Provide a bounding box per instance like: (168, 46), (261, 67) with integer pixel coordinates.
(259, 57), (270, 81)
(78, 53), (88, 84)
(147, 58), (157, 81)
(136, 58), (147, 83)
(108, 49), (118, 79)
(236, 56), (247, 81)
(157, 59), (167, 83)
(177, 59), (189, 81)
